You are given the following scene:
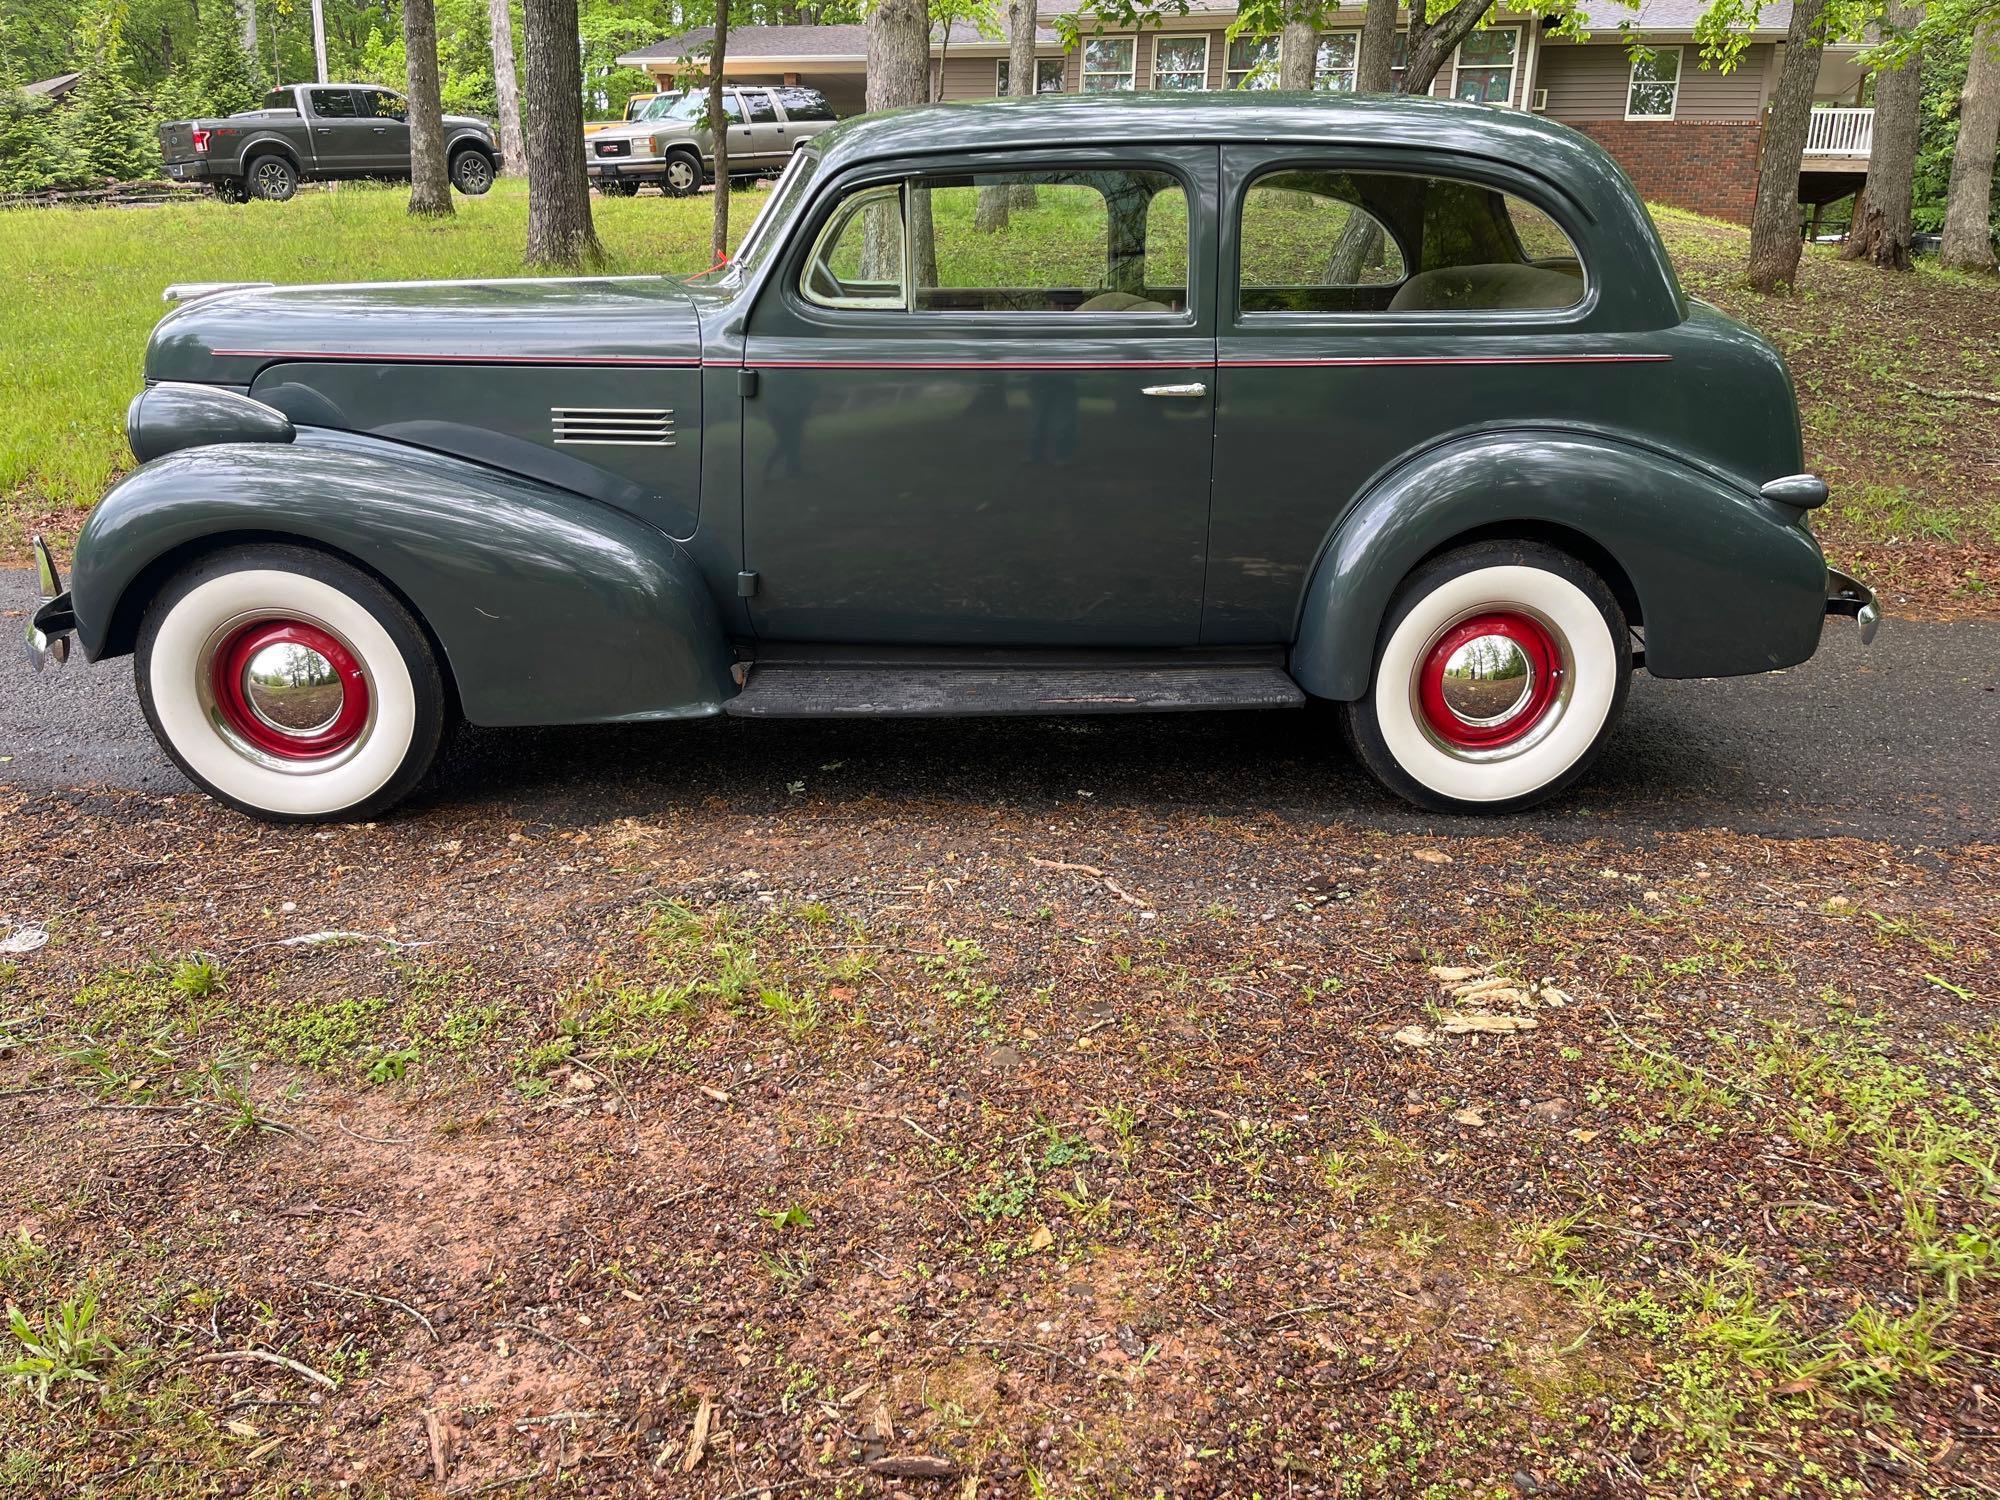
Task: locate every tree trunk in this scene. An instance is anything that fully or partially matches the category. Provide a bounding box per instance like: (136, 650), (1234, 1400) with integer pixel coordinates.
(1941, 19), (2000, 273)
(1006, 0), (1037, 208)
(486, 0), (528, 176)
(522, 0), (600, 268)
(1279, 16), (1317, 90)
(1747, 0), (1829, 292)
(709, 0), (730, 265)
(868, 0), (933, 283)
(1842, 0), (1924, 268)
(1400, 0), (1497, 96)
(403, 0), (454, 216)
(237, 0), (257, 76)
(1356, 0), (1397, 92)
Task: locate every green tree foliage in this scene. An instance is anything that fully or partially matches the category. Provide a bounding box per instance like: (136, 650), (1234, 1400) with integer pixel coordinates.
(154, 0), (260, 121)
(56, 4), (160, 183)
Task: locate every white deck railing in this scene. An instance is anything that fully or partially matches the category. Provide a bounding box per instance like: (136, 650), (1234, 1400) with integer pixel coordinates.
(1806, 107), (1874, 157)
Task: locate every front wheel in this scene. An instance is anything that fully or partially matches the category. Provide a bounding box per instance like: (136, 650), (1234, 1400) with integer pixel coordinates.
(135, 546), (449, 823)
(1343, 541), (1631, 813)
(450, 149), (495, 195)
(661, 149), (701, 197)
(599, 178), (641, 197)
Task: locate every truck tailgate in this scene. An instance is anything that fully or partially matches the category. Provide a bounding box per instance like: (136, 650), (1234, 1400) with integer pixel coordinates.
(158, 121), (200, 165)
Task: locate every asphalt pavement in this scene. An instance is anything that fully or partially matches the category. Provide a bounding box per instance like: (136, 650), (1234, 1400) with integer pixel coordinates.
(3, 571), (1994, 843)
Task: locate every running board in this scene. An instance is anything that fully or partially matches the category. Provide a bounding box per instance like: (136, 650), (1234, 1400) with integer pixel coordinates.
(724, 663), (1307, 718)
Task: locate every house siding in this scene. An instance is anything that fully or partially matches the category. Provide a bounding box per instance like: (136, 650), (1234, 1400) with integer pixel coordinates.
(1536, 40), (1771, 121)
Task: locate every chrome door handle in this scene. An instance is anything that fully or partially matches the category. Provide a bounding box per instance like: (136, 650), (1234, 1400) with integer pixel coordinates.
(1141, 382), (1207, 398)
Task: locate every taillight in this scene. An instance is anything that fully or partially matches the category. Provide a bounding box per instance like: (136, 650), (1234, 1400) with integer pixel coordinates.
(191, 127), (210, 155)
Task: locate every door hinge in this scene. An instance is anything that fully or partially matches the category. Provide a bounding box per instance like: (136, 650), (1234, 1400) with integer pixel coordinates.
(736, 571), (759, 598)
(737, 368), (759, 399)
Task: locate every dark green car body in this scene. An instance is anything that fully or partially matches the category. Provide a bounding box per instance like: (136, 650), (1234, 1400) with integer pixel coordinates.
(53, 93), (1861, 743)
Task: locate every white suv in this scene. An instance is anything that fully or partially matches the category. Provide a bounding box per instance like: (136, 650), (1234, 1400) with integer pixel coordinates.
(586, 86), (837, 197)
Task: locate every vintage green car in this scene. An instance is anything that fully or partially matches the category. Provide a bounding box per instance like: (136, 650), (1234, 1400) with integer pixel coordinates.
(27, 92), (1877, 822)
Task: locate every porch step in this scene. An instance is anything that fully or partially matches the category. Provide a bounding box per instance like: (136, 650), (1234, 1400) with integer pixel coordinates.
(724, 663), (1307, 718)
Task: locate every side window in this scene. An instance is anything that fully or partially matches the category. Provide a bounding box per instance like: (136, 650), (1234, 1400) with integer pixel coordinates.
(802, 185), (907, 309)
(1239, 171), (1407, 312)
(309, 88), (358, 118)
(357, 90), (408, 121)
(800, 169), (1189, 316)
(1236, 167), (1585, 316)
(260, 87), (297, 113)
(775, 87), (834, 121)
(741, 90), (778, 123)
(915, 169), (1186, 313)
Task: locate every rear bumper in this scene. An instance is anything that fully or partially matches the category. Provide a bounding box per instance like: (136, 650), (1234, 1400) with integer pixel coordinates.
(161, 158), (219, 182)
(1825, 566), (1880, 645)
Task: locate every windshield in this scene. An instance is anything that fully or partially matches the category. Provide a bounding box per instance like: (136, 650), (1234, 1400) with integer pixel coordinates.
(663, 91), (711, 122)
(690, 147), (819, 285)
(637, 93), (683, 121)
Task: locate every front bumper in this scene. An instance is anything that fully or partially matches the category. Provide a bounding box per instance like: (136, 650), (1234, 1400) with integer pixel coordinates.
(587, 157), (663, 181)
(1825, 566), (1880, 645)
(24, 535), (75, 670)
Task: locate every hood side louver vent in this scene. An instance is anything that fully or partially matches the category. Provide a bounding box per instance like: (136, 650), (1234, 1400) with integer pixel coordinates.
(551, 406), (675, 447)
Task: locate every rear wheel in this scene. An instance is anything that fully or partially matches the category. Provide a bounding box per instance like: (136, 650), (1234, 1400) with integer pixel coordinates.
(1343, 541), (1630, 813)
(135, 546), (448, 823)
(661, 149), (701, 197)
(450, 148), (495, 195)
(247, 154), (297, 202)
(599, 178), (641, 197)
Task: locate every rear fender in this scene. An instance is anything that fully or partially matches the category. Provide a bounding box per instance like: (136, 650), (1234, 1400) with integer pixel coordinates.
(1290, 430), (1828, 701)
(72, 429), (734, 727)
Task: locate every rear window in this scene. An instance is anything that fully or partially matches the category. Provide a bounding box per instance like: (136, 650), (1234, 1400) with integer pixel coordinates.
(1237, 167), (1584, 317)
(259, 87), (297, 114)
(775, 87), (834, 122)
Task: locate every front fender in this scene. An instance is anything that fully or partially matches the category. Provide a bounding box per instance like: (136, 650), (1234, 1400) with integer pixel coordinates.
(1290, 431), (1828, 702)
(72, 429), (734, 727)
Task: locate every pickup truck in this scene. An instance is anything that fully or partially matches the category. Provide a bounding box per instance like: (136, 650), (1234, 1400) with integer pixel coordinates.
(159, 83), (500, 203)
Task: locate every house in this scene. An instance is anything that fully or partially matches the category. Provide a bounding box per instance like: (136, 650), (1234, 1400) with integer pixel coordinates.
(22, 72), (84, 103)
(618, 0), (1874, 224)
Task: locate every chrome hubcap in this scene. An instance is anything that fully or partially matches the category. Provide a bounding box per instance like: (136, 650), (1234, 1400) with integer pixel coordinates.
(669, 162), (693, 189)
(1437, 633), (1536, 730)
(243, 641), (345, 736)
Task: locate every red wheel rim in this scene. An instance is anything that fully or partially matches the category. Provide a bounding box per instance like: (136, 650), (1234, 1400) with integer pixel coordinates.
(1417, 611), (1564, 751)
(209, 620), (370, 761)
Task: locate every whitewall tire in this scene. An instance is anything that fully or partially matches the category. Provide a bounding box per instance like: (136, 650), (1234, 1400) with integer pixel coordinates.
(135, 546), (448, 822)
(1344, 542), (1631, 813)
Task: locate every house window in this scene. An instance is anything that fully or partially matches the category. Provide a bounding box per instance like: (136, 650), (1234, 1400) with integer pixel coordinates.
(996, 57), (1065, 94)
(1626, 45), (1682, 118)
(1451, 28), (1518, 104)
(1081, 37), (1137, 91)
(1226, 34), (1279, 89)
(1388, 31), (1410, 90)
(1314, 32), (1360, 90)
(1152, 34), (1210, 91)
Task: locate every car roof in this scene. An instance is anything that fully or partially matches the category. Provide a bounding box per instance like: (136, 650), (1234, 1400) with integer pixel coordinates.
(810, 91), (1619, 206)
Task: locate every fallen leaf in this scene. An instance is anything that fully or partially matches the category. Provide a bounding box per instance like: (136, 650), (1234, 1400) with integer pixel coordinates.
(697, 1085), (732, 1104)
(1438, 1013), (1539, 1034)
(1451, 1107), (1486, 1127)
(1392, 1025), (1434, 1049)
(1028, 1225), (1055, 1252)
(1428, 965), (1486, 983)
(1411, 849), (1452, 865)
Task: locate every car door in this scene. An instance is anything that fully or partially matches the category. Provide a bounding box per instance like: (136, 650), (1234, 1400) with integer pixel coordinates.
(1206, 146), (1597, 642)
(740, 146), (1218, 646)
(735, 88), (785, 167)
(352, 88), (410, 173)
(303, 86), (370, 174)
(716, 90), (758, 174)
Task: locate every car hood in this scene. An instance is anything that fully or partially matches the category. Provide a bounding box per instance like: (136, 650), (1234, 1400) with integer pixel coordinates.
(146, 276), (703, 386)
(590, 119), (682, 146)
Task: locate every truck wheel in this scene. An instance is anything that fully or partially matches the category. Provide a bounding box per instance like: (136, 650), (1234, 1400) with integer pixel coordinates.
(661, 149), (701, 197)
(1342, 540), (1630, 813)
(599, 178), (640, 197)
(450, 149), (495, 195)
(248, 154), (298, 202)
(135, 545), (449, 823)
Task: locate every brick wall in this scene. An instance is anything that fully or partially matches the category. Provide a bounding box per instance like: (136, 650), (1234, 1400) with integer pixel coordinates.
(1571, 120), (1764, 224)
